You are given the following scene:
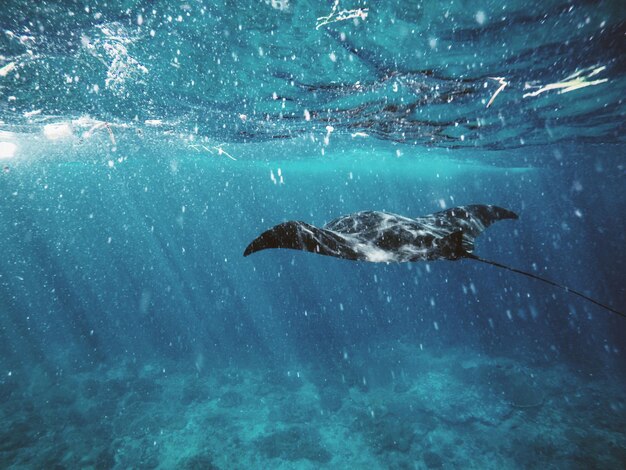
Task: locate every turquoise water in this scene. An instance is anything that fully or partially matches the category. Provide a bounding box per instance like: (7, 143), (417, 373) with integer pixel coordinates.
(1, 1), (625, 469)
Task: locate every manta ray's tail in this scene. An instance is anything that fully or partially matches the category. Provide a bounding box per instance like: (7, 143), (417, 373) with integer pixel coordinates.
(467, 254), (626, 319)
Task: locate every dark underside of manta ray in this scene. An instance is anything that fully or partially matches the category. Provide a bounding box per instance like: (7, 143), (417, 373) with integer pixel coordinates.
(244, 204), (624, 319)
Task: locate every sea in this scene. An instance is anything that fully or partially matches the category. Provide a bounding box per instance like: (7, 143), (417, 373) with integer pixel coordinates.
(0, 1), (625, 468)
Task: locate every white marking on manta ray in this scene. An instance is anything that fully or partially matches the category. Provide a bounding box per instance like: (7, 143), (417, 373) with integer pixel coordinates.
(354, 242), (396, 263)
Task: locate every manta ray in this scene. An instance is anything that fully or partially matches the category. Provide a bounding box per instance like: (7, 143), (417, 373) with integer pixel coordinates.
(244, 204), (624, 318)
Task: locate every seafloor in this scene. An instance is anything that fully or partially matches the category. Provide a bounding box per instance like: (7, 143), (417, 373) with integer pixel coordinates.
(2, 343), (625, 469)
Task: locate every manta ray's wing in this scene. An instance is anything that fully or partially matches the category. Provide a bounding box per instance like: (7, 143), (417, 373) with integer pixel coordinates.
(419, 204), (518, 253)
(243, 221), (361, 260)
(429, 204), (518, 235)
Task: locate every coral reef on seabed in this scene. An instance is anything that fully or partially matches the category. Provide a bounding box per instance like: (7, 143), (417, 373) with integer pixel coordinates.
(1, 344), (624, 469)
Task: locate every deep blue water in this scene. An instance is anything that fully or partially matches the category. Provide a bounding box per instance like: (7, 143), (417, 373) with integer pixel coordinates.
(1, 1), (625, 469)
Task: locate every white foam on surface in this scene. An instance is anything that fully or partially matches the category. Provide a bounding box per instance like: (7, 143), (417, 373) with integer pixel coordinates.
(0, 141), (17, 159)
